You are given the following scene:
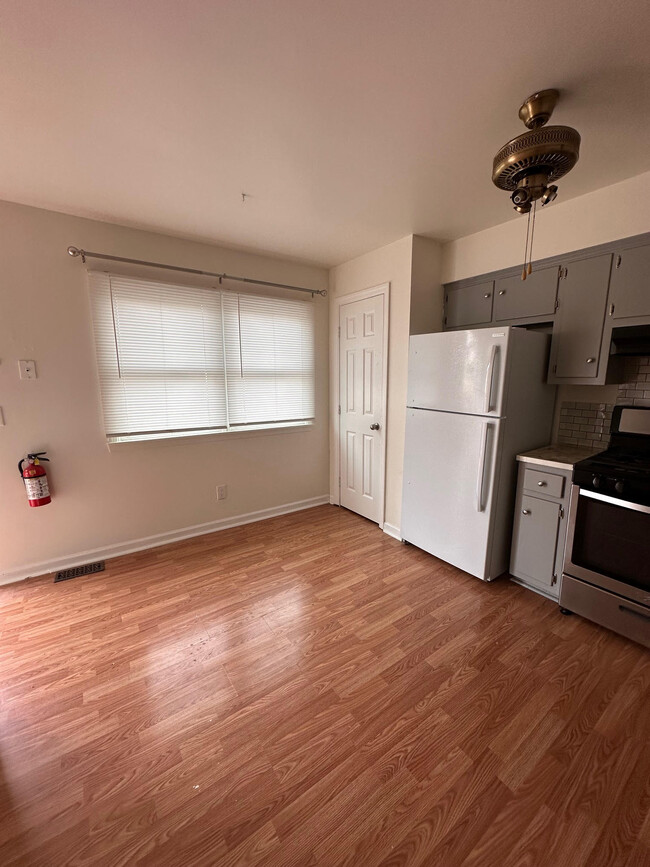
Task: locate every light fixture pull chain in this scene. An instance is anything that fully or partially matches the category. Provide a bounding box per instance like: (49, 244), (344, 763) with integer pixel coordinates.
(522, 207), (531, 281)
(528, 200), (537, 276)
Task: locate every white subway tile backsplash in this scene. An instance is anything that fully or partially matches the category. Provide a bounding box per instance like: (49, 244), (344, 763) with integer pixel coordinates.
(558, 356), (650, 447)
(557, 402), (611, 448)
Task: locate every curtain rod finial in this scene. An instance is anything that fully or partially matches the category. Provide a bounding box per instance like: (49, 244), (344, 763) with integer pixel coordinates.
(68, 246), (86, 263)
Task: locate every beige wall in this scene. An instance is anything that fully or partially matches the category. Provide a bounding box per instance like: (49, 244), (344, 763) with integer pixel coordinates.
(410, 235), (444, 336)
(329, 235), (442, 534)
(0, 200), (329, 582)
(441, 170), (650, 430)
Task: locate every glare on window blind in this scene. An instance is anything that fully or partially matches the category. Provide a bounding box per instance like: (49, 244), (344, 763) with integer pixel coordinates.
(88, 271), (315, 440)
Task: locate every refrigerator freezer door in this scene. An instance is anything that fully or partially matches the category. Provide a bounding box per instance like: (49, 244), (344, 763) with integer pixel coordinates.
(401, 408), (503, 580)
(407, 329), (509, 416)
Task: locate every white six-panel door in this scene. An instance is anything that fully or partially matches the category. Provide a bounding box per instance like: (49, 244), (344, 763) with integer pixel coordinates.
(339, 292), (385, 524)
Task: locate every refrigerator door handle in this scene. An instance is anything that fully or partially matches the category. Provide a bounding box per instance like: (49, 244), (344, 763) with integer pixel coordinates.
(476, 422), (489, 512)
(484, 344), (498, 413)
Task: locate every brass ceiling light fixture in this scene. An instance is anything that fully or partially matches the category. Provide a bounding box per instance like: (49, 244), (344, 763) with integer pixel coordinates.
(492, 89), (581, 279)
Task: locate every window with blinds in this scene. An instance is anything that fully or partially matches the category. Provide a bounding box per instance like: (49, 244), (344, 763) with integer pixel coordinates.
(88, 272), (315, 442)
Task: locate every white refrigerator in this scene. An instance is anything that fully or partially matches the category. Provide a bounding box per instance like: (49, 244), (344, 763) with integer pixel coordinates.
(401, 327), (556, 581)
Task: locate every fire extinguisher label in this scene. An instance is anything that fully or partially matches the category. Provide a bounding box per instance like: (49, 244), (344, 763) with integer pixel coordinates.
(24, 476), (50, 499)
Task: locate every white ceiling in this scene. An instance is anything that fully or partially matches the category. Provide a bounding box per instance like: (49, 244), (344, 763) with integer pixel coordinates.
(1, 0), (649, 266)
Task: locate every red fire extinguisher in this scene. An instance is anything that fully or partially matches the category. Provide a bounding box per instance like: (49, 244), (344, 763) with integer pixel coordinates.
(18, 452), (52, 507)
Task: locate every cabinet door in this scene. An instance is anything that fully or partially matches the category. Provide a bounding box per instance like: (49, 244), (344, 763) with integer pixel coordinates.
(511, 495), (561, 594)
(548, 253), (612, 381)
(494, 266), (558, 321)
(609, 244), (650, 321)
(445, 281), (494, 328)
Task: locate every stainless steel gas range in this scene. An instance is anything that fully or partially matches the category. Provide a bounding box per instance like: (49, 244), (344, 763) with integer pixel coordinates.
(561, 405), (650, 648)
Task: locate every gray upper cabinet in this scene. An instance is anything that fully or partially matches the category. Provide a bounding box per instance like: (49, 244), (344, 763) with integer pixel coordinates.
(445, 281), (493, 329)
(608, 243), (650, 322)
(548, 253), (613, 383)
(442, 231), (648, 384)
(494, 266), (559, 322)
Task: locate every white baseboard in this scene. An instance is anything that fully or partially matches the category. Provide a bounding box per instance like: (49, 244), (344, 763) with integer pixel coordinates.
(383, 522), (402, 541)
(0, 495), (330, 586)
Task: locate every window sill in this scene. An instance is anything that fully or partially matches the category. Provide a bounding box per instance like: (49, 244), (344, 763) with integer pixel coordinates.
(106, 421), (314, 450)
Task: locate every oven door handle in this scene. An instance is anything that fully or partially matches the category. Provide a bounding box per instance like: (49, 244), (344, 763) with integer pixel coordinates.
(579, 489), (650, 514)
(619, 604), (650, 622)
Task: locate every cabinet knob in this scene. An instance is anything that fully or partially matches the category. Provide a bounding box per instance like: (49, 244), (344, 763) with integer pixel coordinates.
(537, 481), (546, 487)
(484, 293), (491, 299)
(522, 509), (530, 515)
(369, 423), (380, 431)
(498, 290), (506, 296)
(586, 357), (596, 364)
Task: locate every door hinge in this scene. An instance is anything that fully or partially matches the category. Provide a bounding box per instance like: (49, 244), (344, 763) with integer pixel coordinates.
(615, 254), (622, 269)
(554, 298), (560, 311)
(338, 325), (341, 337)
(443, 316), (447, 326)
(559, 505), (564, 519)
(552, 573), (558, 586)
(558, 265), (568, 280)
(609, 303), (615, 317)
(552, 364), (557, 374)
(338, 405), (341, 415)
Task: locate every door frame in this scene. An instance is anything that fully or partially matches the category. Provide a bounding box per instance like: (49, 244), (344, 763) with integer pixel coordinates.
(332, 283), (390, 529)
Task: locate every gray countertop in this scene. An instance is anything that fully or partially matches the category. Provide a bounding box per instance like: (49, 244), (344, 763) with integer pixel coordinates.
(516, 443), (602, 470)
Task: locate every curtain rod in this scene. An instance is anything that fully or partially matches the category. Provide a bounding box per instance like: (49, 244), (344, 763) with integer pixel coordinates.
(66, 246), (327, 297)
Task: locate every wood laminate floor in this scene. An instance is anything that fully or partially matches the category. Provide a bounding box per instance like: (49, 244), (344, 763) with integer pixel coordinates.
(1, 505), (649, 866)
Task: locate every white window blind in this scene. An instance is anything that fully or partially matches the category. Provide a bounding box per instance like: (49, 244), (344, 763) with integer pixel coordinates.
(89, 272), (315, 442)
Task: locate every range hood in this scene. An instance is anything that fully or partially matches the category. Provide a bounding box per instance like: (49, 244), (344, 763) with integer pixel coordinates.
(611, 325), (650, 356)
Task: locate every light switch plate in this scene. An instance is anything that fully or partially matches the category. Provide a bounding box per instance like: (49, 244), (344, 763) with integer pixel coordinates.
(19, 360), (37, 380)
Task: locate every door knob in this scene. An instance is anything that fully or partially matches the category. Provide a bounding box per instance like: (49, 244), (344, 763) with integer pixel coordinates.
(484, 293), (491, 298)
(522, 509), (530, 515)
(586, 357), (596, 364)
(498, 290), (506, 296)
(370, 423), (380, 430)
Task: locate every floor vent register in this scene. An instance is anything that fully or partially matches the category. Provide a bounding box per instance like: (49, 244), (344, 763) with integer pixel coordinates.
(54, 561), (106, 583)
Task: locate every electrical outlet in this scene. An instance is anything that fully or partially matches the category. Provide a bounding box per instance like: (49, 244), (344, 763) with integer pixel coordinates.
(216, 484), (227, 501)
(19, 360), (37, 380)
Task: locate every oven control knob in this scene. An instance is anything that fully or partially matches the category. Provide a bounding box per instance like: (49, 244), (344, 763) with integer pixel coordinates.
(592, 474), (601, 489)
(614, 479), (625, 494)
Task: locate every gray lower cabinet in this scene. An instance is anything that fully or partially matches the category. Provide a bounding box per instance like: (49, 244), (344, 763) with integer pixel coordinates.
(547, 253), (613, 384)
(444, 281), (493, 328)
(510, 463), (571, 601)
(609, 242), (650, 322)
(494, 266), (558, 322)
